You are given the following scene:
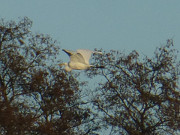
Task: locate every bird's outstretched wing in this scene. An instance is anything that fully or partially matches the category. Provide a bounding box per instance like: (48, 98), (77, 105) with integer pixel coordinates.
(76, 49), (93, 65)
(63, 49), (87, 64)
(70, 53), (86, 64)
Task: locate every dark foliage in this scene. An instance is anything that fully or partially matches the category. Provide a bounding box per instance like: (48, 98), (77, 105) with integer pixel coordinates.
(87, 39), (180, 135)
(0, 17), (92, 135)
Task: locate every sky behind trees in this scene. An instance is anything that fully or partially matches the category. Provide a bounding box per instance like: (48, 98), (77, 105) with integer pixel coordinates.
(1, 0), (180, 56)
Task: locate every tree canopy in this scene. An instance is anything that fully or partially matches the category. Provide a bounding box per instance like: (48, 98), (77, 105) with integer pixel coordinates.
(0, 17), (179, 135)
(0, 17), (95, 135)
(88, 39), (180, 134)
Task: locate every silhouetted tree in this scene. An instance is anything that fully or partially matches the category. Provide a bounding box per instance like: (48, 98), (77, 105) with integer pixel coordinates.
(87, 39), (180, 135)
(0, 17), (94, 135)
(1, 17), (179, 135)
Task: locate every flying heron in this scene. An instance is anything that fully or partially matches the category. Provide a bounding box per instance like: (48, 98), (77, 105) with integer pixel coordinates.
(59, 49), (104, 72)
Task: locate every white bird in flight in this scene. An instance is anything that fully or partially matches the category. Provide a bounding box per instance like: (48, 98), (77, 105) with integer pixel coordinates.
(59, 49), (104, 72)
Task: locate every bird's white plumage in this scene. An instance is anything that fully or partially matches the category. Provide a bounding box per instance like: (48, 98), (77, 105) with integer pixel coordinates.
(76, 49), (93, 65)
(59, 49), (103, 72)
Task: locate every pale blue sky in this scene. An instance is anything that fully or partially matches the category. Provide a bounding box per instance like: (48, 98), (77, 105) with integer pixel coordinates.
(1, 0), (180, 57)
(1, 1), (180, 134)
